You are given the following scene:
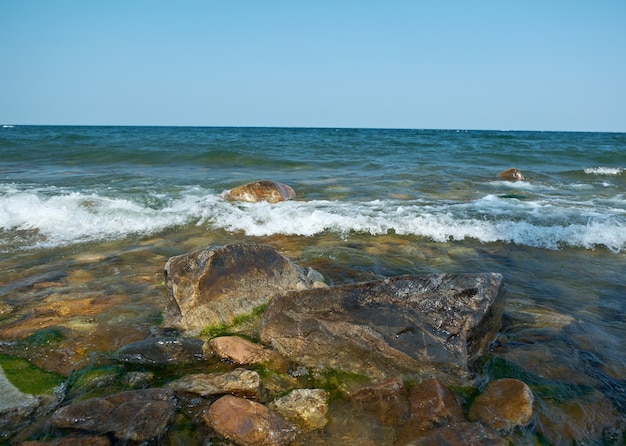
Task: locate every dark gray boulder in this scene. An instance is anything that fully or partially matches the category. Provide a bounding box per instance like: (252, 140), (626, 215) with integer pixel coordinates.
(260, 273), (505, 384)
(49, 388), (175, 443)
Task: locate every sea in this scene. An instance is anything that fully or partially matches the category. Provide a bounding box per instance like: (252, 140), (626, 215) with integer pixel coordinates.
(1, 125), (625, 443)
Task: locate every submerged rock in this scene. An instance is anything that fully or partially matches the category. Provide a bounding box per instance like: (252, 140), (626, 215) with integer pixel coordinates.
(206, 394), (299, 446)
(49, 388), (175, 443)
(405, 421), (507, 446)
(496, 168), (525, 181)
(350, 377), (411, 426)
(224, 180), (296, 203)
(403, 378), (464, 433)
(268, 388), (329, 432)
(260, 273), (505, 384)
(114, 336), (206, 365)
(163, 244), (325, 334)
(469, 378), (534, 430)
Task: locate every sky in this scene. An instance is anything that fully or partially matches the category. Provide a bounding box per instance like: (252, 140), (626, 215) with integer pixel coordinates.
(1, 1), (625, 132)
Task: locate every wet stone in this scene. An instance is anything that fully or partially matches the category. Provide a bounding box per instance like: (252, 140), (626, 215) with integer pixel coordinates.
(468, 378), (534, 431)
(260, 273), (505, 384)
(396, 377), (464, 443)
(166, 368), (263, 400)
(268, 388), (329, 432)
(49, 388), (175, 443)
(0, 365), (42, 438)
(22, 434), (112, 446)
(206, 394), (299, 446)
(224, 180), (296, 203)
(349, 377), (410, 427)
(208, 335), (288, 372)
(163, 243), (326, 334)
(536, 389), (624, 445)
(114, 335), (206, 365)
(403, 421), (507, 446)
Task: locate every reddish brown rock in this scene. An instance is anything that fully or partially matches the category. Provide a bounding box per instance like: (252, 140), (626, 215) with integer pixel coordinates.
(225, 180), (296, 203)
(468, 378), (534, 430)
(163, 244), (325, 334)
(496, 168), (525, 181)
(206, 395), (299, 446)
(411, 378), (464, 425)
(350, 377), (410, 426)
(208, 336), (288, 372)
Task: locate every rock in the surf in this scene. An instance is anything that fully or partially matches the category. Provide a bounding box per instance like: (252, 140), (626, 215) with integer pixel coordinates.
(163, 244), (326, 334)
(496, 168), (525, 181)
(224, 180), (296, 203)
(260, 273), (505, 385)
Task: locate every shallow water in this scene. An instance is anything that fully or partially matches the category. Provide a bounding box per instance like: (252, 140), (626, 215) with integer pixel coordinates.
(1, 126), (625, 443)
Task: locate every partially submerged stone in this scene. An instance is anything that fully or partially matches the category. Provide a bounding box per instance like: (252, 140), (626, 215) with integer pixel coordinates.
(208, 336), (288, 372)
(114, 336), (206, 365)
(206, 395), (299, 446)
(394, 377), (466, 444)
(268, 388), (329, 432)
(496, 168), (525, 181)
(350, 377), (410, 426)
(260, 273), (505, 384)
(0, 365), (42, 438)
(224, 180), (296, 203)
(469, 378), (534, 431)
(49, 388), (175, 443)
(166, 368), (263, 399)
(163, 244), (325, 335)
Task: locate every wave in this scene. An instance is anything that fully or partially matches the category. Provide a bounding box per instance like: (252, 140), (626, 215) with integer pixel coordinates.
(2, 186), (624, 254)
(584, 167), (624, 175)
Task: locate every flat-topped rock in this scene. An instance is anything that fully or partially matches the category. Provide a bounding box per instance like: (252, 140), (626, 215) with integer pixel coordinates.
(260, 273), (505, 384)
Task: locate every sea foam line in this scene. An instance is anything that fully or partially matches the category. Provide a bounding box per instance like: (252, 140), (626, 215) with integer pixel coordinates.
(584, 167), (624, 175)
(2, 188), (625, 253)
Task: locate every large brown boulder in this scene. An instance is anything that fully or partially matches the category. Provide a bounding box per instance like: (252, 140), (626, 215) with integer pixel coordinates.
(205, 395), (299, 446)
(163, 244), (325, 334)
(260, 273), (505, 384)
(224, 180), (296, 203)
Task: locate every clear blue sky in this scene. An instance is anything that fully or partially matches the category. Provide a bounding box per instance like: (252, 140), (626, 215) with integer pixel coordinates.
(1, 1), (625, 131)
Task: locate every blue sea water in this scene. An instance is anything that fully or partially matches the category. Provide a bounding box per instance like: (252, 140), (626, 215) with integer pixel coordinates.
(1, 125), (626, 443)
(1, 126), (625, 252)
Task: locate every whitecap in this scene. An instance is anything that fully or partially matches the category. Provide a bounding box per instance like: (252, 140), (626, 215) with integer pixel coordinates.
(584, 167), (624, 175)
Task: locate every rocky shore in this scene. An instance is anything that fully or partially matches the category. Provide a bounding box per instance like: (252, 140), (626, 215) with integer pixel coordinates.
(2, 243), (537, 445)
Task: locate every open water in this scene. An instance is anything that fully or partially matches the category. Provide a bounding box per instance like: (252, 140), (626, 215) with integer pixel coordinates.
(1, 125), (625, 443)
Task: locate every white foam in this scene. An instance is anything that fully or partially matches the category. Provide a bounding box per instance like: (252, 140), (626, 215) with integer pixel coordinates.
(584, 167), (624, 175)
(2, 186), (625, 254)
(206, 197), (626, 253)
(0, 186), (206, 249)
